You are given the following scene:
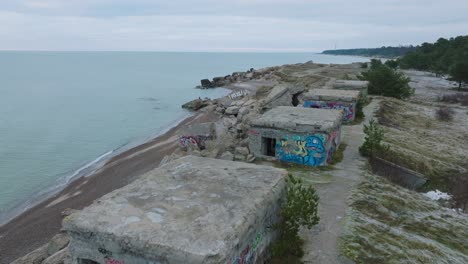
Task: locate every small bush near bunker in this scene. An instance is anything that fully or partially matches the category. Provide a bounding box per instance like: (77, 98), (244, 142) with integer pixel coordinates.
(271, 174), (319, 262)
(359, 119), (389, 157)
(435, 107), (455, 121)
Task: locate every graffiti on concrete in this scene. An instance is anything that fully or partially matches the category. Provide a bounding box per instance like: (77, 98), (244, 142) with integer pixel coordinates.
(229, 89), (249, 99)
(304, 101), (354, 121)
(105, 259), (125, 264)
(232, 231), (264, 264)
(327, 130), (339, 163)
(178, 135), (209, 149)
(276, 134), (327, 166)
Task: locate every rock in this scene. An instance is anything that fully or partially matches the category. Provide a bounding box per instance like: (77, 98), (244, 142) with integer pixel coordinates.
(234, 154), (247, 161)
(61, 208), (77, 217)
(11, 244), (48, 264)
(219, 151), (234, 161)
(243, 99), (256, 106)
(246, 72), (253, 79)
(246, 154), (256, 163)
(215, 106), (225, 113)
(238, 106), (249, 116)
(222, 117), (237, 128)
(201, 79), (214, 88)
(225, 106), (240, 115)
(212, 77), (226, 87)
(239, 138), (250, 147)
(200, 104), (217, 113)
(181, 98), (211, 111)
(235, 147), (250, 156)
(42, 247), (71, 264)
(47, 233), (70, 256)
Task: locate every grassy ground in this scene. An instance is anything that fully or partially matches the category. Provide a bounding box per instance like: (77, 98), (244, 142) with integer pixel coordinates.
(341, 170), (468, 264)
(376, 97), (468, 190)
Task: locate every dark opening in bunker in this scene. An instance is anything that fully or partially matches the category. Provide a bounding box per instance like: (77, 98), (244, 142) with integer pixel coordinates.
(78, 259), (99, 264)
(262, 137), (276, 157)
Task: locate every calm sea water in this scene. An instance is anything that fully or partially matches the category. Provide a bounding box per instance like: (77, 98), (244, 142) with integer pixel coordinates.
(0, 52), (368, 224)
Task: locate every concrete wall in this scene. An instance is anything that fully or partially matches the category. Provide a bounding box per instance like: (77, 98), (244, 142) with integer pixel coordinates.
(303, 100), (356, 122)
(249, 126), (341, 166)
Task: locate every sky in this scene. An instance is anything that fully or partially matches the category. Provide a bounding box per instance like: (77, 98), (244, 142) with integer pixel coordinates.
(0, 0), (467, 52)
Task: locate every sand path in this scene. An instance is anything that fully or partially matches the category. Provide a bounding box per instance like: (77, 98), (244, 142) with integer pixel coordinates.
(301, 99), (380, 264)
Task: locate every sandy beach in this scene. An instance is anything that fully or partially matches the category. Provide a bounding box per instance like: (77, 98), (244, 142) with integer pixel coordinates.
(0, 111), (219, 263)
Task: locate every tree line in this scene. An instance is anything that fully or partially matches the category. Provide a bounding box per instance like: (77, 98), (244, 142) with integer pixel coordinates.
(322, 46), (416, 58)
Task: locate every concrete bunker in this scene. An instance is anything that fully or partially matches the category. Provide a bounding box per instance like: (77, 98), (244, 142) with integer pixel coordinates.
(178, 122), (216, 150)
(333, 80), (369, 101)
(64, 156), (287, 264)
(301, 89), (361, 122)
(249, 106), (343, 166)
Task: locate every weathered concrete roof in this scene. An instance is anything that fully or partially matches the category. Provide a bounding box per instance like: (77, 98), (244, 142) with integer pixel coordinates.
(333, 80), (368, 89)
(303, 88), (360, 102)
(251, 106), (342, 133)
(63, 156), (287, 263)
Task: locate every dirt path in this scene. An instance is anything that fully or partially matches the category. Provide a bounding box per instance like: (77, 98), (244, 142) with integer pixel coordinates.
(301, 99), (380, 264)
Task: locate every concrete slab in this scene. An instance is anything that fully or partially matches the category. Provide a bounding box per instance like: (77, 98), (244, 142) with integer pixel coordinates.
(251, 106), (343, 134)
(302, 89), (360, 102)
(64, 156), (287, 264)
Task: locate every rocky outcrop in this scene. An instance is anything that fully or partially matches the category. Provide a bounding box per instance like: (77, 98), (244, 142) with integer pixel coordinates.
(181, 98), (212, 111)
(199, 68), (257, 89)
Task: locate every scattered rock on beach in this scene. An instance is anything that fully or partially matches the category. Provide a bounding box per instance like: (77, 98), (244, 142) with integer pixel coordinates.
(225, 106), (240, 115)
(220, 151), (234, 161)
(181, 98), (212, 111)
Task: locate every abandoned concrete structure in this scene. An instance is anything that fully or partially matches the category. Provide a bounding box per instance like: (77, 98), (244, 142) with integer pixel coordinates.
(333, 80), (369, 100)
(178, 122), (216, 150)
(63, 156), (287, 264)
(301, 89), (361, 122)
(249, 106), (343, 166)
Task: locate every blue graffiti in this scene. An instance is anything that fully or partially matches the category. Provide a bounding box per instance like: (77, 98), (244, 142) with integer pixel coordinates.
(276, 135), (326, 166)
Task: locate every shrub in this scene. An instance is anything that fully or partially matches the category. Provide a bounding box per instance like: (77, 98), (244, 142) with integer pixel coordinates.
(435, 107), (455, 121)
(439, 93), (468, 106)
(359, 59), (414, 99)
(271, 174), (319, 261)
(359, 119), (389, 157)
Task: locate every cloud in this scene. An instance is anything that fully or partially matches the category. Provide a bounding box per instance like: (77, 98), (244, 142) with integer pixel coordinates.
(0, 0), (467, 51)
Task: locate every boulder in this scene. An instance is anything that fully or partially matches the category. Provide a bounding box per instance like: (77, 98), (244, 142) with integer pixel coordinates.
(246, 154), (256, 163)
(235, 146), (250, 156)
(215, 106), (225, 114)
(222, 117), (237, 128)
(200, 79), (214, 88)
(234, 154), (247, 161)
(219, 151), (234, 161)
(212, 77), (226, 87)
(225, 106), (240, 115)
(42, 247), (71, 264)
(181, 98), (211, 111)
(11, 244), (48, 264)
(238, 106), (249, 116)
(47, 232), (70, 256)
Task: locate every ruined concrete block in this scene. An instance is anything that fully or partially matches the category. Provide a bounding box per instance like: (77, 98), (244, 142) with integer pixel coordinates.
(64, 156), (287, 264)
(249, 106), (343, 167)
(302, 89), (361, 122)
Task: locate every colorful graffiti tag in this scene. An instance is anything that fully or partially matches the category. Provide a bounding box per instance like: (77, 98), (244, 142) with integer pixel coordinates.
(276, 134), (327, 166)
(232, 231), (264, 264)
(327, 130), (340, 163)
(178, 135), (210, 149)
(304, 101), (354, 121)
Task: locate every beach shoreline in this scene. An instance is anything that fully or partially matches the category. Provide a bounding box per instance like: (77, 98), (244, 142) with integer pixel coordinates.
(0, 111), (219, 263)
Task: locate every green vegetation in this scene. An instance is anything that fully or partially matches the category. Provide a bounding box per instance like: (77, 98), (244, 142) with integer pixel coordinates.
(322, 46), (415, 58)
(359, 59), (413, 99)
(449, 61), (468, 91)
(359, 119), (389, 157)
(397, 36), (468, 89)
(341, 172), (468, 264)
(271, 174), (319, 263)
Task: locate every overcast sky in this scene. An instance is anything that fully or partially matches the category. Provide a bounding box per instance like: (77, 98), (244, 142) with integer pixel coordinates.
(0, 0), (467, 52)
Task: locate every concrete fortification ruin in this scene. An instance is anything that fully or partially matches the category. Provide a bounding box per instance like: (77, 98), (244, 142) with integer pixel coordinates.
(248, 106), (343, 166)
(64, 156), (287, 264)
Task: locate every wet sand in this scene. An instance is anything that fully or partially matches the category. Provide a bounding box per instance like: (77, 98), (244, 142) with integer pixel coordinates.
(0, 111), (218, 263)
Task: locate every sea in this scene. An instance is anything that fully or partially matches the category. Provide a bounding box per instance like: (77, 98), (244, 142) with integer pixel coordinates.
(0, 52), (368, 225)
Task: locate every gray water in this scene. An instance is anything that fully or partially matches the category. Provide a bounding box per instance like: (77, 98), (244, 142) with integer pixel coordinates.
(0, 52), (368, 224)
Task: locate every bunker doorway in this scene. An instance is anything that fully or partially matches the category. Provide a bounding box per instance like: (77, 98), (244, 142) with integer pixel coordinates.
(262, 137), (276, 157)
